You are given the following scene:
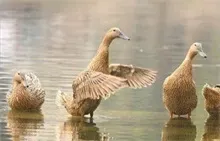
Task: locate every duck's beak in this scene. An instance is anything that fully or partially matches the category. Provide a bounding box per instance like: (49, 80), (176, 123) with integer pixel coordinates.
(119, 31), (130, 40)
(199, 50), (207, 58)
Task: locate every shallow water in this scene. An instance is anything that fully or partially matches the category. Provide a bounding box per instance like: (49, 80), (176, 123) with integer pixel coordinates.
(1, 0), (220, 141)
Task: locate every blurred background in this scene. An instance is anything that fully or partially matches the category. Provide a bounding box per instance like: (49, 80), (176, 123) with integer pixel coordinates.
(0, 0), (220, 140)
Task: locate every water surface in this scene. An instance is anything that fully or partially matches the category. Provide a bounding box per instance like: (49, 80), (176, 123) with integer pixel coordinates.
(1, 0), (220, 141)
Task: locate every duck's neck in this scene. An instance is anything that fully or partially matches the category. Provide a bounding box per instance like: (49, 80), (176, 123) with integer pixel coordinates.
(186, 49), (197, 60)
(87, 35), (113, 74)
(176, 50), (196, 76)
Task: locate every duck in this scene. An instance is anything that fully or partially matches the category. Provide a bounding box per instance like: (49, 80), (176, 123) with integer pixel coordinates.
(6, 71), (45, 111)
(56, 27), (157, 119)
(163, 42), (207, 119)
(202, 83), (220, 117)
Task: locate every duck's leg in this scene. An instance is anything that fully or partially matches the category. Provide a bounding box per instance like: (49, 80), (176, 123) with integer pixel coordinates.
(90, 112), (93, 119)
(89, 112), (94, 123)
(187, 113), (191, 119)
(169, 112), (174, 119)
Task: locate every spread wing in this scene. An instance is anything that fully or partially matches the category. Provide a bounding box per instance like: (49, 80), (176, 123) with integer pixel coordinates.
(109, 64), (157, 88)
(72, 70), (127, 100)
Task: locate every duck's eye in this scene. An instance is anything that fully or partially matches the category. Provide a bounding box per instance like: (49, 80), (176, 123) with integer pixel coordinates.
(194, 44), (197, 46)
(26, 85), (29, 88)
(18, 72), (20, 75)
(113, 29), (116, 32)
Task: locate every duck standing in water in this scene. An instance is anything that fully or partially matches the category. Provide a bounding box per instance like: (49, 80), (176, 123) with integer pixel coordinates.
(202, 84), (220, 117)
(7, 71), (45, 111)
(163, 42), (207, 119)
(56, 27), (157, 118)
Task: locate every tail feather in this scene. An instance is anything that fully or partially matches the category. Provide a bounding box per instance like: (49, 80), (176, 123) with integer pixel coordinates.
(56, 90), (68, 107)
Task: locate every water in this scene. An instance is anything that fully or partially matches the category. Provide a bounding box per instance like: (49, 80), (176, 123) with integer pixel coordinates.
(0, 0), (220, 140)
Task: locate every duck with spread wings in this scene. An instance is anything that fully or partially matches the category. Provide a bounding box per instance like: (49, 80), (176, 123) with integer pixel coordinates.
(56, 27), (157, 118)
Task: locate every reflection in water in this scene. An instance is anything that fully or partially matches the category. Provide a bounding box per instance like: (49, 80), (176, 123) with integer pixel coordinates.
(56, 117), (110, 141)
(161, 117), (196, 141)
(6, 110), (44, 141)
(202, 116), (220, 140)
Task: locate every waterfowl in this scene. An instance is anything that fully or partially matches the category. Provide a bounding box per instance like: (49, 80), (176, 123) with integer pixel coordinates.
(6, 71), (45, 111)
(163, 42), (207, 119)
(202, 84), (220, 117)
(56, 27), (157, 118)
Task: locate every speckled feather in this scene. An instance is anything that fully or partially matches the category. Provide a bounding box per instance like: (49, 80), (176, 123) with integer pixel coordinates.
(109, 64), (157, 89)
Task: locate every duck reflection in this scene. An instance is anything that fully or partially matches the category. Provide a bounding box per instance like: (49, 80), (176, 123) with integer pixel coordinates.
(6, 110), (44, 140)
(57, 117), (110, 141)
(161, 117), (197, 141)
(202, 116), (220, 140)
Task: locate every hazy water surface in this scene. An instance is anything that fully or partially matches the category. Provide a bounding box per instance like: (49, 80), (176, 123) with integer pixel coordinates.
(1, 0), (220, 141)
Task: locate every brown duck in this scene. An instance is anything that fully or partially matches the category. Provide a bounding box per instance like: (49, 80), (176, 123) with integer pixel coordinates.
(163, 42), (207, 119)
(56, 27), (157, 118)
(6, 71), (45, 111)
(202, 83), (220, 117)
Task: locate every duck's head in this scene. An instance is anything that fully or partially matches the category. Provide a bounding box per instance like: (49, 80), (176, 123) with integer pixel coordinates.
(105, 27), (130, 41)
(189, 42), (207, 58)
(13, 72), (29, 88)
(13, 72), (23, 83)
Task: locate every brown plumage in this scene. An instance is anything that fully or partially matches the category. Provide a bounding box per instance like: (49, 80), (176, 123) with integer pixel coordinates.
(202, 84), (220, 117)
(109, 64), (157, 88)
(6, 71), (45, 111)
(56, 27), (157, 118)
(163, 42), (207, 119)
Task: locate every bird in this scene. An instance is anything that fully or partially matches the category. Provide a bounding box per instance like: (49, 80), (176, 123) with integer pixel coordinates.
(6, 71), (45, 111)
(202, 83), (220, 117)
(56, 27), (157, 119)
(163, 42), (207, 119)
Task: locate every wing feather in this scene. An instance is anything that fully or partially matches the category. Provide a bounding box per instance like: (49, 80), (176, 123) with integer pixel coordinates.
(72, 70), (127, 100)
(109, 64), (157, 89)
